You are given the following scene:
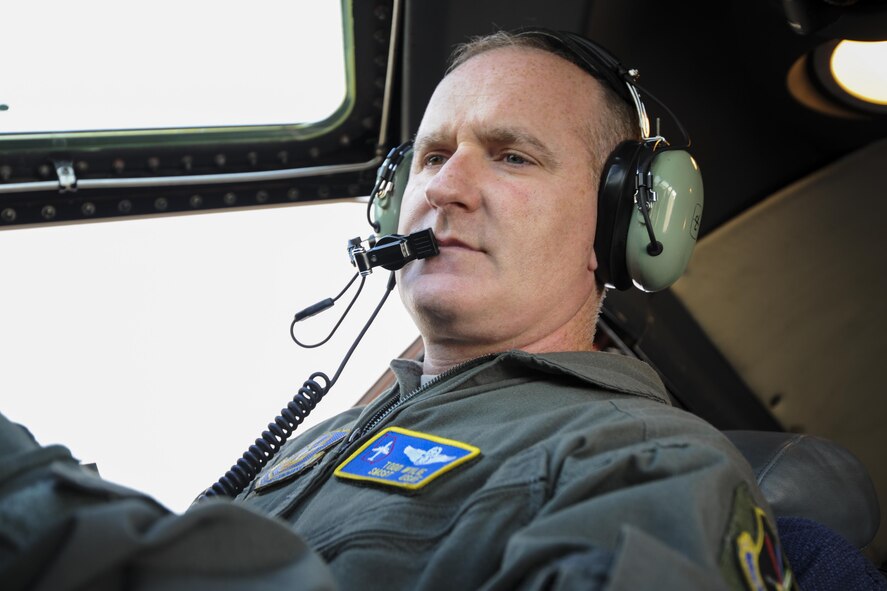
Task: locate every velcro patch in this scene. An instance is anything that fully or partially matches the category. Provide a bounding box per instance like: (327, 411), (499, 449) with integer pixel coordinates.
(720, 483), (795, 591)
(736, 506), (793, 591)
(334, 426), (480, 490)
(255, 429), (348, 492)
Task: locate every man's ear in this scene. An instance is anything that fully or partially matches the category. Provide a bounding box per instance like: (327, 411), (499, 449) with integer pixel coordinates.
(588, 247), (599, 274)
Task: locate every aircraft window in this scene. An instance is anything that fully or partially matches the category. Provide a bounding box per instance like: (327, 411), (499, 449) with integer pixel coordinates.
(0, 0), (398, 228)
(0, 1), (347, 134)
(0, 0), (408, 509)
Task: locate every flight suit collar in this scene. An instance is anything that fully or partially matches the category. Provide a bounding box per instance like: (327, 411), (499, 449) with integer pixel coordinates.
(389, 357), (424, 397)
(388, 350), (670, 405)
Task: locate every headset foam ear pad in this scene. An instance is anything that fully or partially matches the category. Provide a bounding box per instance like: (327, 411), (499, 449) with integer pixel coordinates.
(373, 148), (413, 236)
(594, 141), (646, 290)
(625, 149), (703, 292)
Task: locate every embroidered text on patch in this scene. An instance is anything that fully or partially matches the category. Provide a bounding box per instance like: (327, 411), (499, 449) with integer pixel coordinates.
(255, 429), (348, 492)
(334, 426), (480, 490)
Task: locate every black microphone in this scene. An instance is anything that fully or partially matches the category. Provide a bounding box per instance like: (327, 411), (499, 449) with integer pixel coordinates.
(292, 228), (439, 328)
(348, 228), (440, 275)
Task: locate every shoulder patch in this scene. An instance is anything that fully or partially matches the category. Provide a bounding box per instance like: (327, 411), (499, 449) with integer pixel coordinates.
(720, 482), (796, 590)
(255, 429), (348, 493)
(334, 426), (480, 491)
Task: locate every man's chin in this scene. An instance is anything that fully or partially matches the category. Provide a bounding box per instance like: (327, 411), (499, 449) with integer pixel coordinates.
(400, 273), (481, 325)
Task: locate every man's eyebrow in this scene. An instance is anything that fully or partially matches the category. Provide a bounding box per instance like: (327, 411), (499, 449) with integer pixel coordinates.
(412, 132), (448, 159)
(479, 127), (560, 168)
(412, 127), (560, 168)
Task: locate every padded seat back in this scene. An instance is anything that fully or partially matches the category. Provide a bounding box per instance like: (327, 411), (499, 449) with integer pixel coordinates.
(724, 430), (879, 550)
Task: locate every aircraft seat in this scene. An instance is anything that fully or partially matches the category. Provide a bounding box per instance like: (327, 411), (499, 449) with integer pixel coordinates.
(725, 430), (886, 589)
(724, 430), (878, 550)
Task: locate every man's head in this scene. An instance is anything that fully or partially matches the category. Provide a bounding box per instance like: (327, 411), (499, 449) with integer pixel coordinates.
(396, 30), (639, 372)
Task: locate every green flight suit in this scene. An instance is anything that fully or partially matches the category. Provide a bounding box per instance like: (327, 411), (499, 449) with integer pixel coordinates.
(0, 350), (789, 589)
(237, 350), (789, 589)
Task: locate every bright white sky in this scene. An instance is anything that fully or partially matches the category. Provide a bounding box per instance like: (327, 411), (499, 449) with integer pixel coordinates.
(0, 0), (346, 132)
(0, 0), (421, 512)
(0, 202), (419, 511)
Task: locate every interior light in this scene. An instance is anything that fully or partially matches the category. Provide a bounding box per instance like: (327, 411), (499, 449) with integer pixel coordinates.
(789, 39), (887, 117)
(829, 40), (887, 105)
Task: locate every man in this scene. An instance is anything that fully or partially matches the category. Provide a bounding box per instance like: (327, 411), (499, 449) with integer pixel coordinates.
(234, 30), (787, 590)
(0, 30), (789, 590)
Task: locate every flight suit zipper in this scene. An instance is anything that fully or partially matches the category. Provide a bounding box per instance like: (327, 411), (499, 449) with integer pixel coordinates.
(345, 353), (498, 445)
(274, 353), (496, 520)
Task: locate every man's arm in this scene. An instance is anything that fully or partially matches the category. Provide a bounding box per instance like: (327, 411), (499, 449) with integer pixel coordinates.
(480, 403), (791, 591)
(0, 411), (337, 591)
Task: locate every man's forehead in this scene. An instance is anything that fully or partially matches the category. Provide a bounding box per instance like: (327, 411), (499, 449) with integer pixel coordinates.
(417, 47), (599, 136)
(443, 45), (601, 97)
(416, 90), (595, 166)
(450, 44), (589, 80)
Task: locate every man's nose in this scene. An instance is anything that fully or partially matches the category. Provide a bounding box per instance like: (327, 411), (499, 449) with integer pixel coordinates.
(424, 150), (482, 213)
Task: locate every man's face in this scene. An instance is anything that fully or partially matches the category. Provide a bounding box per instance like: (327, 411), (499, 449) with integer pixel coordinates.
(397, 47), (605, 352)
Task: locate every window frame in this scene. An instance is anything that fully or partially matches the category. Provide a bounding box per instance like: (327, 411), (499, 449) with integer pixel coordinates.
(0, 0), (401, 228)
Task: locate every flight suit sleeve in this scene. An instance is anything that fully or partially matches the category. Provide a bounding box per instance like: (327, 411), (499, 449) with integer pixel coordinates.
(0, 411), (338, 591)
(479, 402), (794, 591)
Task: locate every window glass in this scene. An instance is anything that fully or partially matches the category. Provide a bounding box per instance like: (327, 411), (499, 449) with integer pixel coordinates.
(0, 0), (347, 134)
(0, 203), (418, 511)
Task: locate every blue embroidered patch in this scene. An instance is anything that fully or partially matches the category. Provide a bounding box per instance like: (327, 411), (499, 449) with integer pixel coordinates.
(334, 426), (480, 490)
(255, 429), (348, 492)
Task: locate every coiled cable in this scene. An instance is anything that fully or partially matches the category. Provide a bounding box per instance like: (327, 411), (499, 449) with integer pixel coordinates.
(200, 271), (397, 500)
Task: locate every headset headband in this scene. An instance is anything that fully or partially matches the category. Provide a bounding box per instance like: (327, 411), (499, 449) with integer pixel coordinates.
(514, 29), (651, 139)
(513, 28), (692, 149)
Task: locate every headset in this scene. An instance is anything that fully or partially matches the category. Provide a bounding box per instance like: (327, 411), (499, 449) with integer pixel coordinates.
(368, 28), (704, 293)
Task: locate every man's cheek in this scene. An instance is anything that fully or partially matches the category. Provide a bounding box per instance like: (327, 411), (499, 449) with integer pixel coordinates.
(397, 193), (424, 233)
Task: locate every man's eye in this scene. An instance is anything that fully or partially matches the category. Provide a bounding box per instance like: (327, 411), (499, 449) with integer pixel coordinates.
(424, 154), (446, 167)
(503, 153), (527, 165)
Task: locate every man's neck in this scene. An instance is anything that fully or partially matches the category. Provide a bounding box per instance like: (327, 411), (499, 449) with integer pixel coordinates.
(417, 285), (604, 375)
(421, 323), (598, 375)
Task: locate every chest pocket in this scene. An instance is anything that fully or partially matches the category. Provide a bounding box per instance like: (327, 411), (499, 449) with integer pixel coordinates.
(293, 445), (551, 590)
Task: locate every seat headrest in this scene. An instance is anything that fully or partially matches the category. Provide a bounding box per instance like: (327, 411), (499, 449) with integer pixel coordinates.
(724, 430), (879, 550)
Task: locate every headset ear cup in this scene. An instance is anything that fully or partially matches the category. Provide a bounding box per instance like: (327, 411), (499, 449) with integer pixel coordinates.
(594, 141), (645, 290)
(625, 149), (703, 292)
(372, 148), (413, 236)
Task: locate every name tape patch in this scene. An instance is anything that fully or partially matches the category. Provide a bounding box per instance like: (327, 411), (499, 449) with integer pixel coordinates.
(334, 426), (480, 490)
(255, 429), (348, 492)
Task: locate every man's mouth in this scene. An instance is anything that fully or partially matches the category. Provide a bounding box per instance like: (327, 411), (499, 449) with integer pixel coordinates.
(435, 236), (479, 252)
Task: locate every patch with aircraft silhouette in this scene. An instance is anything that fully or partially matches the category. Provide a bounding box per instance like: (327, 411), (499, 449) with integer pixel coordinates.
(334, 426), (480, 490)
(254, 429), (349, 492)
